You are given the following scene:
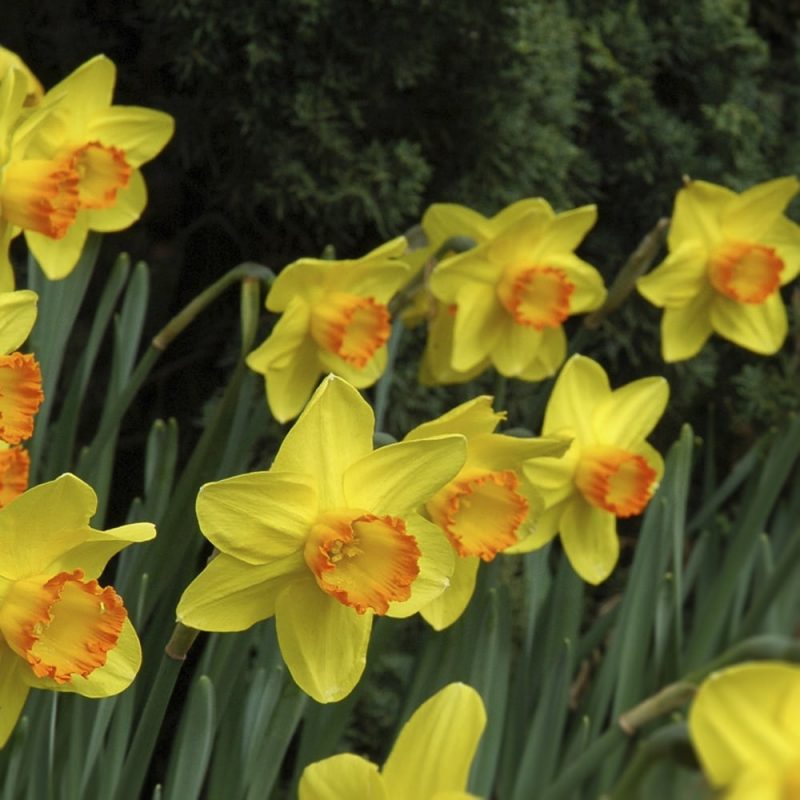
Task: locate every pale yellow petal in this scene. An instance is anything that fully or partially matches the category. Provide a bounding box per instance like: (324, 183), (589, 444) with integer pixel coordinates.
(660, 289), (715, 362)
(196, 472), (316, 563)
(591, 377), (668, 449)
(468, 432), (572, 474)
(405, 396), (501, 442)
(537, 205), (597, 256)
(0, 290), (37, 354)
(492, 319), (546, 378)
(176, 552), (306, 631)
(668, 180), (735, 250)
(382, 683), (486, 799)
(336, 261), (411, 303)
(489, 197), (552, 233)
(275, 578), (372, 703)
(419, 554), (480, 631)
(487, 207), (553, 266)
(344, 436), (466, 517)
(636, 241), (709, 308)
(559, 498), (618, 584)
(299, 754), (387, 800)
(272, 375), (374, 507)
(542, 355), (609, 441)
(449, 287), (505, 372)
(516, 326), (567, 381)
(423, 203), (492, 246)
(722, 176), (800, 242)
(710, 291), (787, 355)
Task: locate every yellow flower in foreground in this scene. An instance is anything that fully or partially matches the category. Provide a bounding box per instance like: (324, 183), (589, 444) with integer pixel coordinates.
(23, 54), (174, 279)
(515, 355), (668, 584)
(637, 177), (800, 361)
(0, 47), (43, 106)
(247, 238), (411, 422)
(0, 289), (42, 444)
(405, 396), (570, 630)
(689, 661), (800, 798)
(0, 473), (156, 746)
(299, 682), (486, 800)
(428, 200), (606, 381)
(177, 375), (466, 703)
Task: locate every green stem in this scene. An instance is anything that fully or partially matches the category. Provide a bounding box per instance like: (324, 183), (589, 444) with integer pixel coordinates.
(373, 320), (404, 432)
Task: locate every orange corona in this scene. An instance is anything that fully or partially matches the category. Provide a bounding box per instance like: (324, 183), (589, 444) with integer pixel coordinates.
(0, 353), (43, 445)
(708, 241), (783, 304)
(497, 266), (575, 330)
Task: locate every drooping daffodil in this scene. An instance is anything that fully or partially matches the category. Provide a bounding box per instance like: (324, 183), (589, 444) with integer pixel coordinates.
(247, 238), (411, 422)
(404, 396), (570, 629)
(23, 54), (174, 279)
(513, 354), (668, 584)
(689, 661), (800, 798)
(177, 375), (466, 703)
(0, 473), (156, 746)
(637, 176), (800, 360)
(299, 682), (487, 800)
(428, 199), (606, 382)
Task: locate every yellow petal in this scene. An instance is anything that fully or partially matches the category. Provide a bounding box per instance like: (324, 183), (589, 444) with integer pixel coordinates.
(516, 326), (568, 381)
(537, 205), (597, 256)
(722, 176), (800, 242)
(84, 169), (147, 232)
(382, 683), (486, 799)
(299, 753), (388, 800)
(489, 197), (552, 232)
(0, 474), (95, 581)
(522, 448), (579, 509)
(559, 498), (618, 584)
(660, 288), (715, 362)
(272, 375), (373, 508)
(30, 618), (140, 698)
(344, 435), (466, 516)
(546, 253), (607, 313)
(591, 377), (668, 449)
(668, 180), (735, 251)
(419, 304), (490, 386)
(689, 661), (800, 788)
(428, 252), (502, 304)
(405, 396), (502, 441)
(762, 216), (800, 285)
(543, 355), (609, 442)
(43, 55), (116, 132)
(263, 341), (323, 423)
(487, 207), (553, 266)
(337, 261), (411, 303)
(449, 287), (505, 372)
(25, 213), (89, 280)
(317, 343), (387, 389)
(176, 552), (306, 631)
(636, 241), (708, 308)
(0, 642), (31, 747)
(423, 203), (492, 246)
(710, 291), (787, 355)
(419, 554), (480, 631)
(384, 514), (454, 619)
(0, 290), (37, 354)
(275, 578), (372, 703)
(48, 521), (155, 580)
(469, 432), (572, 474)
(492, 320), (546, 377)
(247, 297), (312, 374)
(196, 472), (316, 563)
(0, 224), (16, 293)
(86, 106), (174, 167)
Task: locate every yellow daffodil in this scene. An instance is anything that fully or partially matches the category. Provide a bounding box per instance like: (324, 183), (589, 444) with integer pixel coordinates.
(637, 177), (800, 360)
(0, 47), (43, 107)
(412, 200), (551, 385)
(299, 682), (486, 800)
(246, 238), (412, 422)
(0, 68), (79, 289)
(177, 375), (466, 703)
(428, 199), (606, 381)
(0, 289), (42, 444)
(404, 396), (570, 629)
(0, 473), (156, 747)
(689, 661), (800, 798)
(22, 54), (174, 279)
(513, 355), (668, 584)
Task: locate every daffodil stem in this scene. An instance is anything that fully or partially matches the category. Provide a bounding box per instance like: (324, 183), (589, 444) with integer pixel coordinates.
(373, 320), (404, 432)
(82, 263), (272, 468)
(116, 624), (199, 800)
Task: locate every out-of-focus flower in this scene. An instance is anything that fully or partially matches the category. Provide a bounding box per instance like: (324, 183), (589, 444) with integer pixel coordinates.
(0, 473), (156, 746)
(637, 177), (800, 360)
(0, 68), (79, 289)
(299, 682), (486, 800)
(428, 200), (606, 381)
(514, 355), (668, 584)
(405, 396), (570, 629)
(177, 375), (466, 703)
(23, 54), (174, 279)
(246, 238), (411, 422)
(689, 661), (800, 798)
(0, 289), (42, 444)
(0, 47), (43, 106)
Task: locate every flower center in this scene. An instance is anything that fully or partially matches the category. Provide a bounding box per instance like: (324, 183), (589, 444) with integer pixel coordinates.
(0, 353), (43, 445)
(497, 266), (575, 329)
(304, 510), (420, 614)
(426, 469), (529, 561)
(574, 445), (658, 517)
(69, 141), (132, 210)
(0, 158), (79, 238)
(310, 293), (391, 367)
(708, 241), (783, 304)
(0, 445), (28, 507)
(0, 569), (127, 684)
